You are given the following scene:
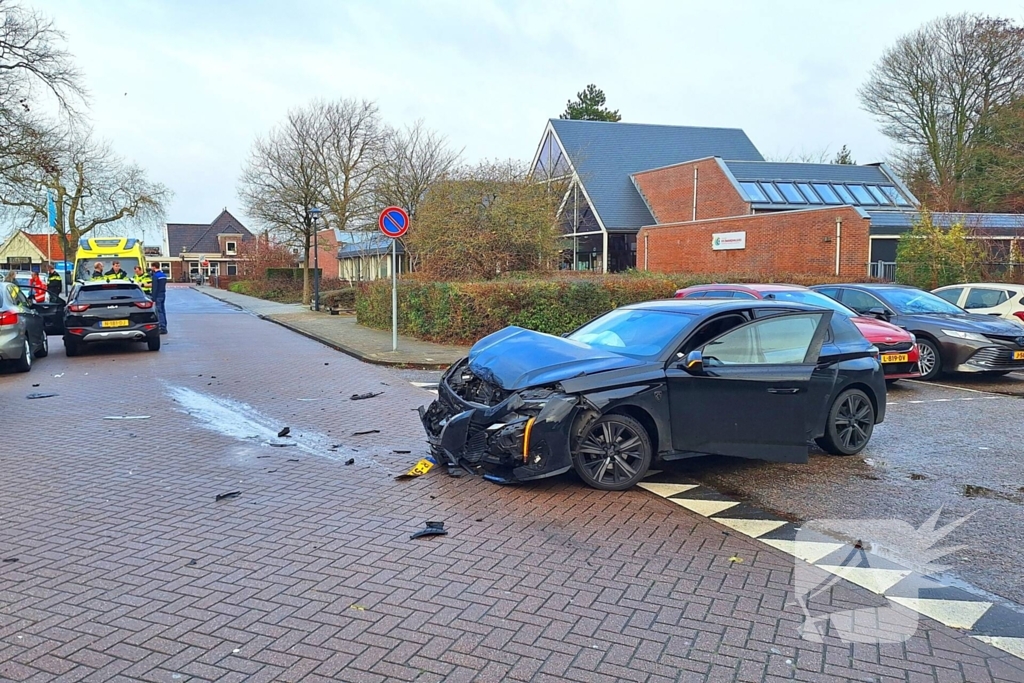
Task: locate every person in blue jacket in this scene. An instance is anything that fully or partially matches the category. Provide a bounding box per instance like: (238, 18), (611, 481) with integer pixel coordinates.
(149, 262), (168, 334)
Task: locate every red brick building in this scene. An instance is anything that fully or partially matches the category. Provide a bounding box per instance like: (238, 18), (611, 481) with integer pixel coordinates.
(165, 210), (253, 283)
(530, 120), (1024, 278)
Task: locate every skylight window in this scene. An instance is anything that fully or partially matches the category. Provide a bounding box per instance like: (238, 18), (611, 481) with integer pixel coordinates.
(811, 183), (841, 204)
(879, 185), (910, 206)
(761, 183), (785, 203)
(833, 184), (857, 204)
(797, 183), (822, 204)
(867, 185), (890, 205)
(777, 183), (805, 203)
(847, 185), (877, 204)
(739, 182), (768, 202)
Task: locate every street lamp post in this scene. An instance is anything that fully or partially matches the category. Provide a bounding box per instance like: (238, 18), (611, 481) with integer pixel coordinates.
(309, 207), (322, 311)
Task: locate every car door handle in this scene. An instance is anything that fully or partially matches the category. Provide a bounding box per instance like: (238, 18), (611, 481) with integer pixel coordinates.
(767, 387), (800, 394)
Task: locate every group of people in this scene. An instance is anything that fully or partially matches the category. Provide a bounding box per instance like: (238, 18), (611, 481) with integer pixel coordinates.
(4, 260), (168, 334)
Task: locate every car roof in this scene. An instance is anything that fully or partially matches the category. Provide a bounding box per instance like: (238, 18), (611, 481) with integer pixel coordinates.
(812, 283), (919, 291)
(681, 283), (809, 293)
(934, 282), (1024, 290)
(625, 298), (821, 314)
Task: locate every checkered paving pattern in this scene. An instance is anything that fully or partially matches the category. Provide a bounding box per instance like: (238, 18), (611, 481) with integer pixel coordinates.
(0, 287), (1022, 682)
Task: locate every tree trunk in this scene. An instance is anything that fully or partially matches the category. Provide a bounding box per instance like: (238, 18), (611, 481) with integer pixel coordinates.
(302, 230), (311, 306)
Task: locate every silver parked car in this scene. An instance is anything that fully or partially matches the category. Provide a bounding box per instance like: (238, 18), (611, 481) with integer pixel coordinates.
(0, 281), (48, 372)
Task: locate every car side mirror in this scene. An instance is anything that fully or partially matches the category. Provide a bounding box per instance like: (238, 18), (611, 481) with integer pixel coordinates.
(866, 307), (891, 321)
(682, 349), (705, 375)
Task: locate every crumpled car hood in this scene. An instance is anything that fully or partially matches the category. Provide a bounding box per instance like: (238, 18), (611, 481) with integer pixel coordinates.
(467, 326), (645, 391)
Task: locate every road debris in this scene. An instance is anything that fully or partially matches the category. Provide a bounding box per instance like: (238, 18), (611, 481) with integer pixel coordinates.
(267, 442), (296, 448)
(277, 427), (291, 438)
(349, 604), (366, 611)
(410, 521), (448, 540)
(26, 392), (57, 399)
(393, 449), (411, 454)
(344, 458), (355, 466)
(215, 491), (242, 501)
(352, 429), (380, 436)
(350, 391), (383, 401)
(2, 558), (18, 563)
(31, 383), (39, 387)
(728, 555), (744, 564)
(186, 559), (197, 566)
(287, 458), (300, 462)
(395, 459), (434, 480)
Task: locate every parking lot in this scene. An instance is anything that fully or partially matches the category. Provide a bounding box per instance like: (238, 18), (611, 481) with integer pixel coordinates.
(1, 287), (1023, 682)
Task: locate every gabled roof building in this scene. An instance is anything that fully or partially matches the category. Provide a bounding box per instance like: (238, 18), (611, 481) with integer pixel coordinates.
(531, 119), (1024, 277)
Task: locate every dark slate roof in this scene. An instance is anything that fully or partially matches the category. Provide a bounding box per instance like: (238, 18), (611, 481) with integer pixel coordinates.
(549, 119), (763, 230)
(167, 210), (252, 255)
(724, 161), (891, 184)
(336, 232), (405, 258)
(868, 210), (1024, 235)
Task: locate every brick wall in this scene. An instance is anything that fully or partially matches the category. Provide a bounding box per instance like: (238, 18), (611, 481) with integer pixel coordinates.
(637, 206), (870, 278)
(632, 158), (750, 224)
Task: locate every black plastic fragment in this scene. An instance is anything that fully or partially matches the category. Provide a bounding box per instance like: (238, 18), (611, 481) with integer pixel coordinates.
(2, 558), (18, 563)
(410, 521), (448, 540)
(26, 392), (57, 399)
(215, 491), (241, 501)
(393, 450), (411, 454)
(344, 458), (355, 466)
(278, 427), (291, 438)
(352, 429), (380, 436)
(350, 391), (383, 401)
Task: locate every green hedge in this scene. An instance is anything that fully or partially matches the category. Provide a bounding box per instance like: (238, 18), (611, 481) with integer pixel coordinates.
(356, 272), (856, 345)
(266, 267), (321, 280)
(322, 287), (356, 309)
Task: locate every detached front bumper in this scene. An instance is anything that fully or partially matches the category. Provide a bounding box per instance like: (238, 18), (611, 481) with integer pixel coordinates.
(419, 370), (581, 482)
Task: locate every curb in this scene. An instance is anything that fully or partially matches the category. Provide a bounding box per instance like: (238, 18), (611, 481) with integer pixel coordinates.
(194, 287), (455, 370)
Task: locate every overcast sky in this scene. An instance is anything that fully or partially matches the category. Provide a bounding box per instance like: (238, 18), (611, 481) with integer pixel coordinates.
(33, 0), (1024, 235)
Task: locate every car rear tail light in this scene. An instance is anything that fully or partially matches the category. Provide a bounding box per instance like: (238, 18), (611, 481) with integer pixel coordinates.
(143, 324), (157, 331)
(0, 311), (19, 326)
(68, 303), (90, 312)
(1014, 311), (1024, 323)
(67, 328), (84, 335)
(134, 300), (154, 309)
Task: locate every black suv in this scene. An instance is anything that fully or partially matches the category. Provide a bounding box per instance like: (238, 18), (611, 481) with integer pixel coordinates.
(63, 281), (160, 356)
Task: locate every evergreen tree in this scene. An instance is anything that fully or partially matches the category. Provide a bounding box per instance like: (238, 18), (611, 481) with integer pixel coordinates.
(832, 145), (855, 164)
(560, 84), (621, 122)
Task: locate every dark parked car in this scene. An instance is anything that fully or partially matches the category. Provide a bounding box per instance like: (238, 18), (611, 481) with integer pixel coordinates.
(811, 284), (1024, 380)
(675, 284), (921, 381)
(63, 281), (160, 356)
(420, 299), (886, 491)
(0, 281), (48, 372)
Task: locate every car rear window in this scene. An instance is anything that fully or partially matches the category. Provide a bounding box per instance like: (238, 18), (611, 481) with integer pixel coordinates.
(76, 284), (146, 303)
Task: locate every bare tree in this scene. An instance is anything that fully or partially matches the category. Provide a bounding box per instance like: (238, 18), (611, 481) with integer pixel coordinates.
(765, 147), (832, 164)
(313, 98), (386, 233)
(859, 13), (1024, 208)
(0, 125), (170, 265)
(238, 107), (323, 305)
(1, 0), (85, 182)
(375, 120), (461, 220)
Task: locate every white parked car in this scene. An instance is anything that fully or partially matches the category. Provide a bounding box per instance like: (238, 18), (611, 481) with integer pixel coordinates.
(932, 283), (1024, 326)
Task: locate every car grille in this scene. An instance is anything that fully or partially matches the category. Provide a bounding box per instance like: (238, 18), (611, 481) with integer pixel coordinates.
(875, 341), (914, 353)
(966, 347), (1024, 370)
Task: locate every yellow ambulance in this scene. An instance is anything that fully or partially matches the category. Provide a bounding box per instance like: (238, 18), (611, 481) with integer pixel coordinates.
(73, 237), (148, 283)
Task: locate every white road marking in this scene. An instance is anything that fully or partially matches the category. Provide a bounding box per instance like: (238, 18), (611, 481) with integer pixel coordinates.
(887, 396), (1003, 406)
(906, 379), (996, 394)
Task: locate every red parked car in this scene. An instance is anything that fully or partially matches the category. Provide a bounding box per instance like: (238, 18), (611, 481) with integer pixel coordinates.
(674, 284), (921, 381)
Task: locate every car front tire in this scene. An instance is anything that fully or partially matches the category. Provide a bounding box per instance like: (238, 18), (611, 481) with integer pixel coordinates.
(816, 388), (875, 456)
(571, 413), (652, 491)
(12, 338), (32, 372)
(915, 338), (942, 381)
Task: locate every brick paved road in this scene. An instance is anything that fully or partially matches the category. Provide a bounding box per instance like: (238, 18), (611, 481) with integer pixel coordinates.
(1, 287), (1022, 683)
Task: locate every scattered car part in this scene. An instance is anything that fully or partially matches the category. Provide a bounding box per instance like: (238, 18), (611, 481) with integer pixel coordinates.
(410, 521), (447, 539)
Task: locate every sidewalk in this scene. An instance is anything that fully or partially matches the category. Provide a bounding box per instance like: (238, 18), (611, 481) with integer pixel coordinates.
(195, 285), (469, 368)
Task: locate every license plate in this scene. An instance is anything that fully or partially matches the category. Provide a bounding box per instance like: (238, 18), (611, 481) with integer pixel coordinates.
(881, 353), (909, 364)
(1015, 351), (1024, 360)
(100, 319), (130, 328)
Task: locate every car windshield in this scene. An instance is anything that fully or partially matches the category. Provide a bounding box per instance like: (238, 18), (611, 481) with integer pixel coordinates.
(761, 290), (856, 316)
(880, 288), (965, 314)
(76, 258), (141, 281)
(568, 308), (694, 358)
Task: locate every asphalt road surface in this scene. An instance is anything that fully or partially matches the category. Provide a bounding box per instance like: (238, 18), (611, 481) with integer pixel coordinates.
(2, 286), (1023, 682)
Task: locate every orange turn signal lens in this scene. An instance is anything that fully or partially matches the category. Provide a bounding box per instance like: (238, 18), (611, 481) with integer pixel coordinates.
(522, 417), (536, 463)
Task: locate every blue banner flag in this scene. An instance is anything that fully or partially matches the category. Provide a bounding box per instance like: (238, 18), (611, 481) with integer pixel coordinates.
(47, 190), (56, 229)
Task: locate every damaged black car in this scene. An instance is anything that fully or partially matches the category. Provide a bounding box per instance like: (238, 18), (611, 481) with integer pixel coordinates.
(420, 299), (886, 491)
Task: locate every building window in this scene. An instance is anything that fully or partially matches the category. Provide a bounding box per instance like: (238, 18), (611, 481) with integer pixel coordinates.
(227, 264), (238, 276)
(833, 184), (857, 204)
(797, 183), (822, 204)
(811, 183), (841, 204)
(776, 183), (805, 203)
(847, 185), (877, 205)
(226, 241), (237, 255)
(159, 262), (171, 274)
(739, 182), (768, 202)
(879, 185), (910, 206)
(760, 183), (785, 203)
(867, 185), (890, 205)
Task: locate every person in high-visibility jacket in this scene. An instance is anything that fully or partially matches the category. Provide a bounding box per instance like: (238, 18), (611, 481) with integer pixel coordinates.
(90, 262), (107, 280)
(105, 260), (129, 280)
(29, 271), (46, 303)
(46, 263), (63, 301)
(133, 265), (152, 296)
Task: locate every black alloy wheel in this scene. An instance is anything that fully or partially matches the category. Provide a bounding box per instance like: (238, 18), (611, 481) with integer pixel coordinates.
(915, 338), (941, 381)
(12, 337), (32, 373)
(571, 413), (652, 491)
(816, 388), (875, 456)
